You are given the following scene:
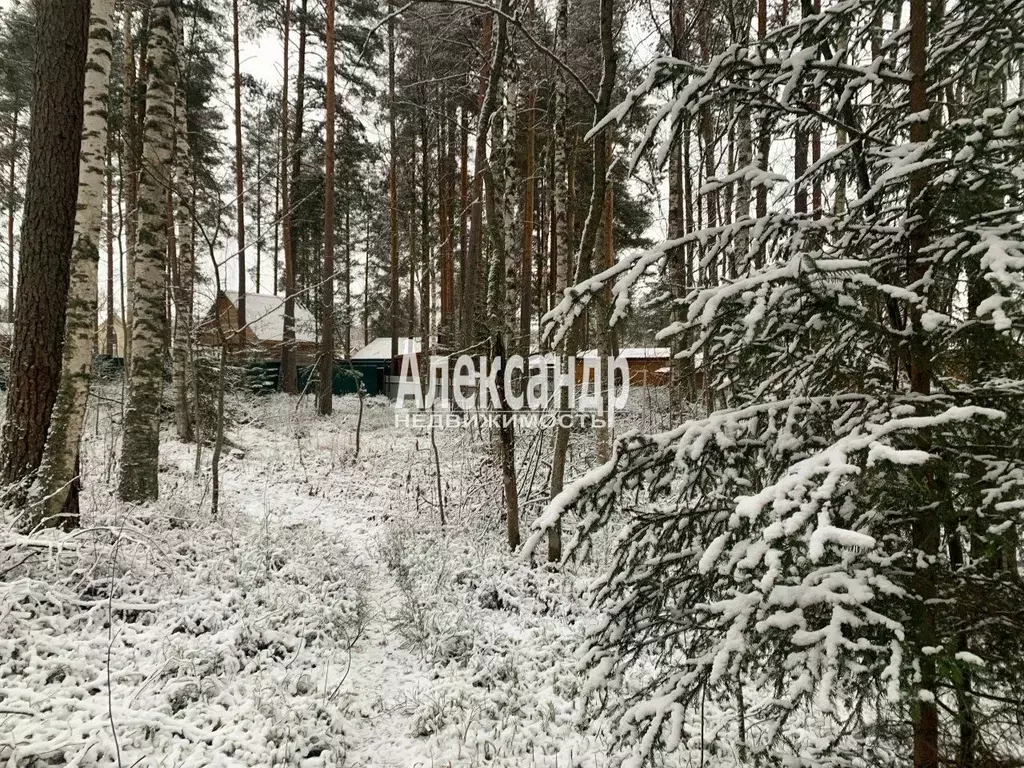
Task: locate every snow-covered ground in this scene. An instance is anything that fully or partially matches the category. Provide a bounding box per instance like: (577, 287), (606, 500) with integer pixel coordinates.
(2, 388), (717, 767)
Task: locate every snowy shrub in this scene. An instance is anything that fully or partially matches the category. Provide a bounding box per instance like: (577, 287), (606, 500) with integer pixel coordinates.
(0, 484), (367, 767)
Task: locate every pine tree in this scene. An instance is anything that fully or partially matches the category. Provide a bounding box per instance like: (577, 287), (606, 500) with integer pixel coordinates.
(0, 0), (89, 509)
(527, 0), (1024, 764)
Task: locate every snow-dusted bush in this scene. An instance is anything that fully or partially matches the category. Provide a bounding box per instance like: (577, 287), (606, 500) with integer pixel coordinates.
(0, 490), (368, 766)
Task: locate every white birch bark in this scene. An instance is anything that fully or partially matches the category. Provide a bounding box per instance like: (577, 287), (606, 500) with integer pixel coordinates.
(118, 0), (178, 502)
(33, 0), (116, 524)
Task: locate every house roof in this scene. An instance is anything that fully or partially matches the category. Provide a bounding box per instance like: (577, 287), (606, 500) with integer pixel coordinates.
(351, 336), (420, 360)
(222, 291), (316, 343)
(580, 346), (671, 359)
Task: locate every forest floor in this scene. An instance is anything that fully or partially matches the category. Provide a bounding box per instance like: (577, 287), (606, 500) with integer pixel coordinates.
(1, 387), (722, 768)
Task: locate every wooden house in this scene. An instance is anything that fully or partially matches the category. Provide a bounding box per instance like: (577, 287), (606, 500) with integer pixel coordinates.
(577, 347), (672, 387)
(197, 291), (319, 364)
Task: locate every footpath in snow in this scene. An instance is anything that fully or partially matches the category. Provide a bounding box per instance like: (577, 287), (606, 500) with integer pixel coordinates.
(2, 392), (668, 768)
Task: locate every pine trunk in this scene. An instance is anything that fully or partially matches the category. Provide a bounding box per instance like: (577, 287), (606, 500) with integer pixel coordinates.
(388, 0), (399, 363)
(318, 0), (335, 416)
(6, 112), (15, 324)
(118, 0), (178, 503)
(279, 0), (297, 393)
(232, 0), (246, 334)
(519, 87), (536, 356)
(547, 0), (570, 563)
(172, 44), (194, 443)
(0, 0), (89, 504)
(908, 0), (938, 764)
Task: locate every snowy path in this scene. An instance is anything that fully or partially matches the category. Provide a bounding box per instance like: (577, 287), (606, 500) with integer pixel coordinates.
(3, 393), (626, 767)
(218, 400), (448, 766)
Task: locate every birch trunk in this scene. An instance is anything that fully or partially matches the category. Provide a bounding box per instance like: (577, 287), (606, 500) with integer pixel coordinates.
(33, 0), (116, 527)
(118, 0), (178, 503)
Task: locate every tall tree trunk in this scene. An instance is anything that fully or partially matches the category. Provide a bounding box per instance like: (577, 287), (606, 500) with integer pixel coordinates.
(549, 0), (616, 557)
(5, 111), (15, 324)
(32, 0), (115, 528)
(519, 86), (536, 356)
(0, 0), (89, 504)
(459, 106), (469, 342)
(343, 182), (351, 356)
(547, 0), (570, 563)
(438, 101), (454, 351)
(172, 43), (194, 444)
(363, 198), (370, 346)
(908, 0), (938, 765)
(733, 0), (754, 275)
(280, 0), (305, 393)
(255, 127), (263, 293)
(289, 0), (307, 279)
(273, 151), (280, 294)
(232, 0), (246, 334)
(279, 0), (297, 393)
(105, 143), (116, 356)
(754, 0), (769, 267)
(419, 105), (431, 357)
(122, 0), (137, 368)
(465, 9), (506, 347)
(388, 0), (399, 364)
(595, 134), (615, 464)
(318, 0), (335, 416)
(118, 0), (178, 503)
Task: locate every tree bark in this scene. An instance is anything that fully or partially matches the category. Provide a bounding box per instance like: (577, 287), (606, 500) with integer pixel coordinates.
(105, 142), (116, 356)
(172, 37), (194, 443)
(232, 0), (246, 334)
(118, 0), (178, 503)
(5, 111), (15, 324)
(549, 0), (616, 558)
(279, 0), (297, 393)
(519, 86), (536, 356)
(388, 0), (399, 364)
(908, 0), (938, 765)
(318, 0), (335, 416)
(33, 0), (115, 528)
(547, 0), (569, 563)
(0, 0), (89, 504)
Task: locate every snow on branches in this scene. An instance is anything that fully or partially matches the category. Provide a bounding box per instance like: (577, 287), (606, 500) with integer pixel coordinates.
(529, 0), (1024, 763)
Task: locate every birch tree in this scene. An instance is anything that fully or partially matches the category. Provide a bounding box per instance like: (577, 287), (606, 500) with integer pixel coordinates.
(32, 0), (116, 527)
(119, 0), (179, 503)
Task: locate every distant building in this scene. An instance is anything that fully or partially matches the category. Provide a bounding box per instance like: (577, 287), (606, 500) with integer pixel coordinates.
(578, 346), (672, 386)
(197, 291), (319, 364)
(351, 336), (420, 366)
